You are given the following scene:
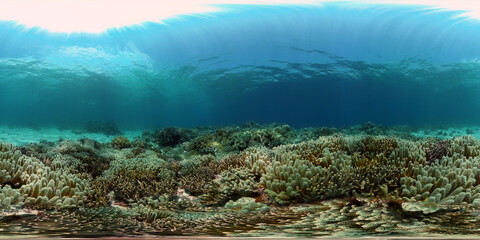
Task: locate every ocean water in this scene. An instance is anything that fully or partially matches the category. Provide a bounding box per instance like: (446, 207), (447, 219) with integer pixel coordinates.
(1, 1), (480, 238)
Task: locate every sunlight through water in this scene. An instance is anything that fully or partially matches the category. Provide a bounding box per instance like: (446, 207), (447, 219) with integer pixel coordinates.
(0, 0), (479, 33)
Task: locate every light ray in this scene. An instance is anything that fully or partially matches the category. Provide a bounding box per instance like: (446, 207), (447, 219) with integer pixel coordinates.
(0, 0), (479, 33)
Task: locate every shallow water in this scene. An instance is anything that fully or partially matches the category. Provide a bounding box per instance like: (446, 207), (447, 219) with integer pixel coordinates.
(2, 1), (480, 238)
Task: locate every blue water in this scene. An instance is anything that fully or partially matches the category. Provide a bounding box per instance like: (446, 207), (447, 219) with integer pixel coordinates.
(1, 3), (480, 129)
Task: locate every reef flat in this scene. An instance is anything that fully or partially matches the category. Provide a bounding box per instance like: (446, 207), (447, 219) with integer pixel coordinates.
(2, 122), (480, 238)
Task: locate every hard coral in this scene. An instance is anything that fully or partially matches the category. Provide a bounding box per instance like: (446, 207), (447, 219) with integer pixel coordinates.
(200, 167), (257, 205)
(111, 136), (132, 149)
(425, 139), (449, 164)
(101, 152), (177, 201)
(155, 127), (193, 147)
(0, 142), (89, 209)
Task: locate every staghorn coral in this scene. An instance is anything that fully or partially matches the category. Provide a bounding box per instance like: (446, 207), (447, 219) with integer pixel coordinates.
(178, 156), (215, 195)
(186, 134), (218, 155)
(360, 136), (399, 158)
(7, 123), (480, 236)
(261, 151), (355, 204)
(217, 167), (258, 197)
(100, 151), (177, 201)
(208, 153), (247, 174)
(244, 147), (273, 177)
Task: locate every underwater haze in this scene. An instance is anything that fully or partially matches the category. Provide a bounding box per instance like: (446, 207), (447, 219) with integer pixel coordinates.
(5, 1), (480, 238)
(1, 2), (480, 130)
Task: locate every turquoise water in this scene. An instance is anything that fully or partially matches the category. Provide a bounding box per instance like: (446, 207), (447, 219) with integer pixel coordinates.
(2, 2), (480, 238)
(1, 3), (480, 129)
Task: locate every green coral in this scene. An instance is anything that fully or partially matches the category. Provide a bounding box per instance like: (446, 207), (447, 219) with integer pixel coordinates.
(186, 134), (219, 155)
(229, 124), (294, 151)
(399, 154), (480, 206)
(0, 185), (24, 210)
(225, 197), (270, 212)
(260, 136), (426, 204)
(110, 136), (132, 149)
(261, 151), (354, 204)
(52, 139), (108, 177)
(200, 167), (258, 205)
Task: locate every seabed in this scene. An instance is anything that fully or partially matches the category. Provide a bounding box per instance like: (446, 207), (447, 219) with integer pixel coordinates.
(2, 122), (480, 238)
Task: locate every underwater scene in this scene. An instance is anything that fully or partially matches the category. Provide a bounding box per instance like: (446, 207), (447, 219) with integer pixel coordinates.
(2, 0), (480, 238)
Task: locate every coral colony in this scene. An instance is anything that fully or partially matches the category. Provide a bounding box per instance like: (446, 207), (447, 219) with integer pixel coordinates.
(2, 122), (480, 237)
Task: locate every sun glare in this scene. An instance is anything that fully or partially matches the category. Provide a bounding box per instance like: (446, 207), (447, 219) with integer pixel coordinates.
(0, 0), (479, 33)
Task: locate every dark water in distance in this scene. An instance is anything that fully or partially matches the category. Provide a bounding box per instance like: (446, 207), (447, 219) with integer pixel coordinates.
(3, 3), (480, 238)
(1, 3), (480, 129)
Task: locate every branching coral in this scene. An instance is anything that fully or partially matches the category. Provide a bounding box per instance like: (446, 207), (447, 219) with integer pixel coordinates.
(261, 151), (356, 204)
(399, 154), (480, 206)
(200, 167), (258, 205)
(229, 125), (294, 151)
(0, 142), (89, 209)
(100, 151), (177, 201)
(425, 139), (449, 164)
(259, 136), (426, 204)
(154, 127), (194, 147)
(110, 136), (132, 149)
(5, 123), (480, 236)
(179, 156), (215, 195)
(52, 139), (108, 177)
(208, 153), (247, 174)
(225, 197), (270, 212)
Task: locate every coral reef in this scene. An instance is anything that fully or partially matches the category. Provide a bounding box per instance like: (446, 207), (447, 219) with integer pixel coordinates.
(224, 197), (270, 212)
(0, 142), (89, 209)
(154, 127), (194, 147)
(51, 139), (109, 177)
(425, 139), (449, 164)
(200, 167), (258, 205)
(4, 122), (480, 237)
(100, 151), (177, 201)
(178, 155), (215, 195)
(110, 136), (132, 149)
